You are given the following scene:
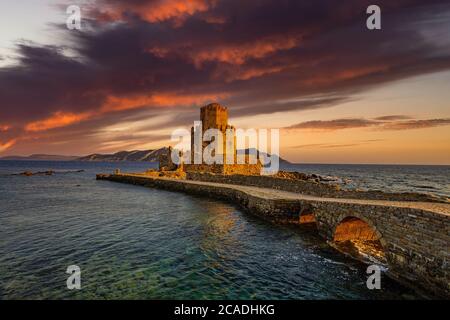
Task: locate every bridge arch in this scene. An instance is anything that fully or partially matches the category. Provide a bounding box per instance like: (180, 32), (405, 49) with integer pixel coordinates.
(299, 207), (317, 225)
(332, 213), (387, 264)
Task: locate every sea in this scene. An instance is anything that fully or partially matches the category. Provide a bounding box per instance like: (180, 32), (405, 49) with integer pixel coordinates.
(0, 160), (449, 299)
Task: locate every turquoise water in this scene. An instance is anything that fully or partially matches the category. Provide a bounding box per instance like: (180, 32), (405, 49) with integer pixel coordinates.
(0, 161), (436, 299)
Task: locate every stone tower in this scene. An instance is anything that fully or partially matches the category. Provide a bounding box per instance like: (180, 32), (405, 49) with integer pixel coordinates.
(200, 103), (228, 132)
(183, 102), (261, 175)
(191, 103), (236, 163)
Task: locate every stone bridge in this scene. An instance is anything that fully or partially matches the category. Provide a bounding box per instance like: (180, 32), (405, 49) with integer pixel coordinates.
(97, 173), (450, 298)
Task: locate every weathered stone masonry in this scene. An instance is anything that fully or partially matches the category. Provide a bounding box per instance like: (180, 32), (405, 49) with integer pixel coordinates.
(97, 173), (450, 298)
(186, 172), (445, 202)
(158, 103), (263, 175)
(312, 202), (450, 297)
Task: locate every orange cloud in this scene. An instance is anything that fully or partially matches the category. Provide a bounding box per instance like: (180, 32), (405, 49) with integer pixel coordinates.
(223, 66), (285, 82)
(148, 35), (301, 67)
(25, 111), (92, 132)
(21, 92), (227, 134)
(101, 92), (228, 112)
(0, 125), (11, 132)
(191, 36), (301, 66)
(0, 139), (17, 153)
(142, 0), (212, 23)
(96, 0), (213, 24)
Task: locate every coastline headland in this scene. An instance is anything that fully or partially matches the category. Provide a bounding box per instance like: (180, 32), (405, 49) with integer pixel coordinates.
(96, 171), (450, 298)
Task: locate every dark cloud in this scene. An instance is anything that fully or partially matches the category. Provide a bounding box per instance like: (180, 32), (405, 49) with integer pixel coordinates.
(284, 117), (450, 131)
(1, 0), (450, 153)
(374, 115), (414, 121)
(0, 43), (102, 124)
(231, 96), (353, 117)
(290, 143), (359, 149)
(285, 118), (378, 130)
(290, 139), (386, 149)
(382, 118), (450, 130)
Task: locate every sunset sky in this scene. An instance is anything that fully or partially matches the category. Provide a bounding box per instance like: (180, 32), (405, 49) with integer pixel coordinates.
(0, 0), (449, 164)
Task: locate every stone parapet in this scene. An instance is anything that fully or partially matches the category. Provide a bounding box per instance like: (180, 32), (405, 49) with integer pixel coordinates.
(185, 172), (447, 203)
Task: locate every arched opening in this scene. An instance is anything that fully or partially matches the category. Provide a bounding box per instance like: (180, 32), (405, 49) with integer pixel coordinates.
(299, 212), (316, 224)
(299, 208), (317, 226)
(333, 216), (386, 264)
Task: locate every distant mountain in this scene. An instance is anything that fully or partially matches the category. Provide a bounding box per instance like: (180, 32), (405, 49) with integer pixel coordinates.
(0, 154), (79, 161)
(77, 148), (169, 162)
(1, 147), (291, 164)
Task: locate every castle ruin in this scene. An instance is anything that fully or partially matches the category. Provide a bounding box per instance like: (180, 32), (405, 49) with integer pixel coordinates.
(159, 103), (262, 175)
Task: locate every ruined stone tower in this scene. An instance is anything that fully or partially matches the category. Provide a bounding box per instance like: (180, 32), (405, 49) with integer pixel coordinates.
(200, 103), (228, 132)
(190, 103), (236, 164)
(184, 102), (261, 175)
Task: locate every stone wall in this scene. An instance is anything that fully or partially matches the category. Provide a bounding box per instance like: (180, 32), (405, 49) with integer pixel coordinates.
(185, 172), (445, 202)
(184, 163), (262, 175)
(223, 164), (262, 175)
(184, 164), (225, 174)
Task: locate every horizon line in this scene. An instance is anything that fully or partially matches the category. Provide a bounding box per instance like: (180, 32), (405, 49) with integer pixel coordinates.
(0, 157), (449, 167)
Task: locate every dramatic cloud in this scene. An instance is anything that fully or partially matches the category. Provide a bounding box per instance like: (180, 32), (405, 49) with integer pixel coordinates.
(290, 140), (385, 149)
(1, 0), (450, 154)
(284, 117), (450, 131)
(93, 0), (215, 25)
(382, 118), (450, 130)
(25, 111), (93, 132)
(373, 115), (414, 121)
(285, 118), (378, 131)
(0, 139), (17, 153)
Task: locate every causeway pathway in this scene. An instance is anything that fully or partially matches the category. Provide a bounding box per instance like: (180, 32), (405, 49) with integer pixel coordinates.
(122, 173), (450, 216)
